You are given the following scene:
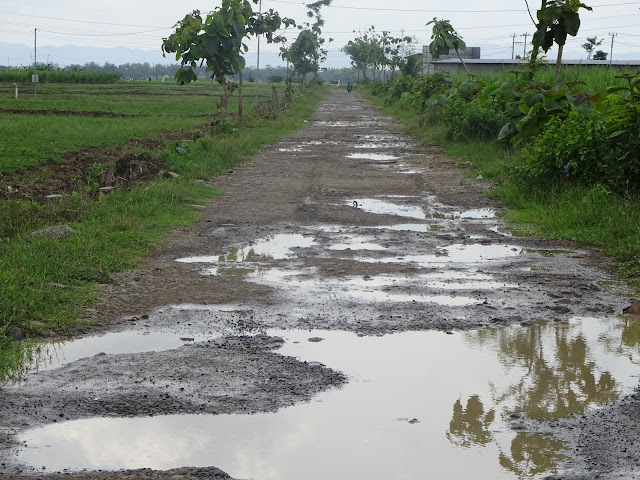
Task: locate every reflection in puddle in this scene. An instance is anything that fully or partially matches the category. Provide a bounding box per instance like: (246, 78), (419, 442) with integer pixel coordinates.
(32, 331), (222, 372)
(373, 223), (431, 232)
(353, 142), (408, 149)
(16, 318), (640, 479)
(362, 244), (522, 266)
(346, 153), (399, 161)
(176, 234), (315, 264)
(352, 198), (426, 220)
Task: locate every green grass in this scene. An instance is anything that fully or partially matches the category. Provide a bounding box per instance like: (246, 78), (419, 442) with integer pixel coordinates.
(0, 84), (330, 380)
(0, 82), (291, 173)
(363, 85), (640, 282)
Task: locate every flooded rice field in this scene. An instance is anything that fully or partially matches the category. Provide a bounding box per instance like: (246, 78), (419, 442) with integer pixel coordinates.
(1, 88), (638, 479)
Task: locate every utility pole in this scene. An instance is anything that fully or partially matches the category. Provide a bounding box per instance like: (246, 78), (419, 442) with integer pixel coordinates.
(33, 28), (37, 96)
(608, 32), (617, 67)
(255, 0), (262, 106)
(521, 33), (530, 58)
(511, 34), (517, 59)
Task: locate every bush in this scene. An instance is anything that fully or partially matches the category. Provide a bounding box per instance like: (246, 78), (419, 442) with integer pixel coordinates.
(521, 110), (640, 193)
(440, 95), (504, 142)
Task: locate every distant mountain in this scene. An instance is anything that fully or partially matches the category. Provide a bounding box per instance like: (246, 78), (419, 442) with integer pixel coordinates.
(1, 42), (174, 68)
(0, 42), (352, 69)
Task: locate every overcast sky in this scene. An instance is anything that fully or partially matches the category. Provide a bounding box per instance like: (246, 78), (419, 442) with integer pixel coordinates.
(1, 0), (639, 67)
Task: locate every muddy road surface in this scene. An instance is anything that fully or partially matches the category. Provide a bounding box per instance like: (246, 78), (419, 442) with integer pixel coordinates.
(1, 88), (639, 480)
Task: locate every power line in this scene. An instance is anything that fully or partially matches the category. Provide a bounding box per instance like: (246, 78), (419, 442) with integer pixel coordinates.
(266, 0), (640, 12)
(0, 10), (168, 28)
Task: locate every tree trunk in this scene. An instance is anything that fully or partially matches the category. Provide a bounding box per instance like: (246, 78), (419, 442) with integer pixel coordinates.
(527, 0), (547, 80)
(238, 70), (243, 120)
(455, 49), (473, 81)
(554, 43), (564, 91)
(219, 79), (235, 112)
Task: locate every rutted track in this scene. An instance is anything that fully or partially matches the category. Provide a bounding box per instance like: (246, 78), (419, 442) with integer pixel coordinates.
(0, 88), (636, 479)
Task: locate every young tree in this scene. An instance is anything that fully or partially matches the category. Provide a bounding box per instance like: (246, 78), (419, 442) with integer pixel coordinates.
(281, 0), (333, 85)
(342, 27), (381, 81)
(582, 36), (603, 59)
(162, 0), (291, 113)
(426, 18), (472, 80)
(530, 0), (592, 87)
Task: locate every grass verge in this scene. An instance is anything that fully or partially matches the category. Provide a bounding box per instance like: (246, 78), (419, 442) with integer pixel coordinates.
(0, 85), (330, 381)
(362, 88), (640, 283)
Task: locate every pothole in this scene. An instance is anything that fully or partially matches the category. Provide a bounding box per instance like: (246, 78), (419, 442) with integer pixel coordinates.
(14, 318), (640, 480)
(351, 198), (426, 220)
(346, 153), (400, 161)
(176, 234), (316, 264)
(358, 244), (523, 266)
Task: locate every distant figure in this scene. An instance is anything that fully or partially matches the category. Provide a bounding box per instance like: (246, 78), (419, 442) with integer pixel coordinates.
(347, 80), (353, 93)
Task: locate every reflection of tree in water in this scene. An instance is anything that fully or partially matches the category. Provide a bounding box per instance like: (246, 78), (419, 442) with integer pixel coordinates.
(447, 321), (629, 478)
(498, 432), (568, 479)
(447, 395), (568, 479)
(599, 318), (640, 365)
(447, 395), (494, 448)
(470, 323), (618, 420)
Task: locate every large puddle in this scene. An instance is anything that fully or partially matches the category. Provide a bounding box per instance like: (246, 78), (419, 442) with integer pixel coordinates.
(14, 317), (640, 479)
(176, 234), (316, 264)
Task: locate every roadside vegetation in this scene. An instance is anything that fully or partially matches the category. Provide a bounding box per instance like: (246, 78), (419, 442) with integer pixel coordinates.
(0, 80), (330, 380)
(364, 65), (640, 281)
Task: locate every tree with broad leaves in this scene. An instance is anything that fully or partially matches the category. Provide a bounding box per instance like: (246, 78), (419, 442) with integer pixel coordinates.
(162, 0), (294, 114)
(593, 49), (608, 61)
(528, 0), (592, 87)
(281, 0), (333, 85)
(426, 18), (472, 80)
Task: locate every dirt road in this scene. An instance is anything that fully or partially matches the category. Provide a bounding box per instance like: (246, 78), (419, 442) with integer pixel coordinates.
(1, 88), (638, 479)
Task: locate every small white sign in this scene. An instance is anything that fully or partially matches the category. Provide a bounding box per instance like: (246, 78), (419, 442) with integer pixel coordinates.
(32, 74), (39, 83)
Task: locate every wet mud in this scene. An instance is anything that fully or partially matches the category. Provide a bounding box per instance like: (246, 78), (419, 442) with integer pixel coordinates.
(1, 88), (638, 479)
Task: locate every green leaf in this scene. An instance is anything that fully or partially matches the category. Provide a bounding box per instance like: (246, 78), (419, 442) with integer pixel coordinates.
(563, 11), (581, 37)
(203, 35), (220, 56)
(232, 17), (246, 36)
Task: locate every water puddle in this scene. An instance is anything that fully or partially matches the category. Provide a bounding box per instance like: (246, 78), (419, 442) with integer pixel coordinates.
(353, 142), (409, 149)
(31, 330), (223, 372)
(373, 223), (431, 232)
(15, 318), (640, 479)
(351, 198), (426, 220)
(456, 208), (496, 219)
(176, 234), (315, 264)
(346, 153), (399, 161)
(360, 244), (522, 266)
(314, 120), (387, 127)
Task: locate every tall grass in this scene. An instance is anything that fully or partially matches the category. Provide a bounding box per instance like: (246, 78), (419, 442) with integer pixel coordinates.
(449, 64), (632, 93)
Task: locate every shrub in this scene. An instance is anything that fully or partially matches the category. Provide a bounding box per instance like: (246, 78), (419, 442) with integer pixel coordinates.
(521, 110), (640, 193)
(440, 95), (504, 142)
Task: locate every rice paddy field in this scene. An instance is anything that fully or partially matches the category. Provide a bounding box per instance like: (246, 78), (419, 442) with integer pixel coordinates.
(0, 81), (279, 173)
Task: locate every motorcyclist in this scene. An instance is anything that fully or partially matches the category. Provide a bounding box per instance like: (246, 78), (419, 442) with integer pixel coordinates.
(347, 80), (353, 92)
